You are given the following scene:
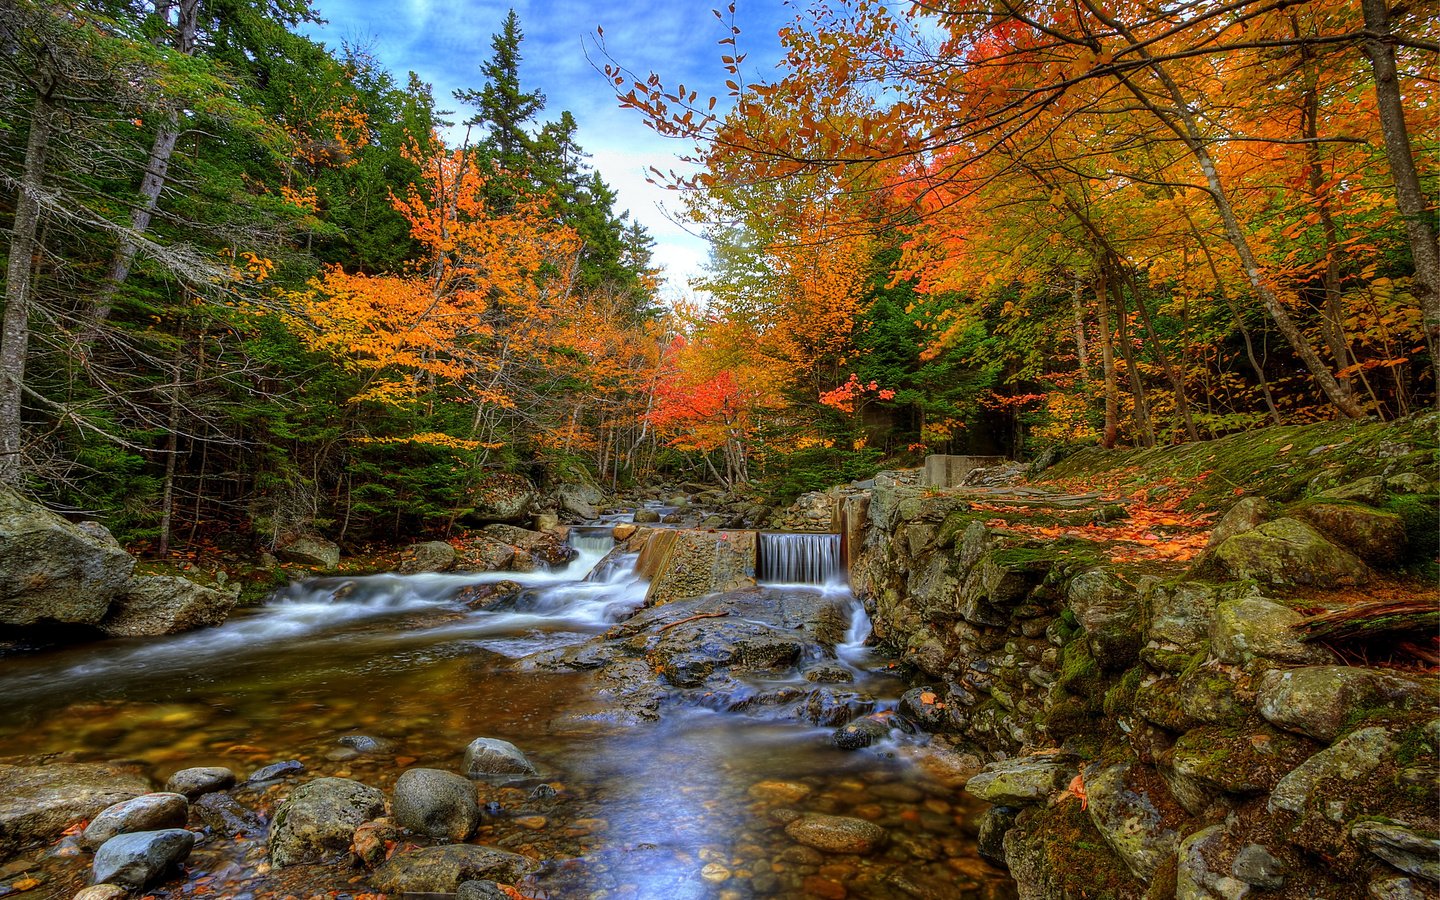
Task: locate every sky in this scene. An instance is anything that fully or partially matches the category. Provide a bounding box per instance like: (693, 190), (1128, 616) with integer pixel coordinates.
(302, 0), (795, 301)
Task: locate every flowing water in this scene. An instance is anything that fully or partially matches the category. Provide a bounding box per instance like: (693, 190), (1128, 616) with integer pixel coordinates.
(0, 531), (1014, 900)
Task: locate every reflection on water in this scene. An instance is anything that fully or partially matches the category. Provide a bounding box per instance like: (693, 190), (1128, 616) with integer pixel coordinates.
(0, 531), (1014, 899)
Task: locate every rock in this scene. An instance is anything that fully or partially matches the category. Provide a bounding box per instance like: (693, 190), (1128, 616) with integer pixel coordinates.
(80, 793), (189, 850)
(459, 881), (512, 900)
(372, 844), (540, 893)
(556, 482), (604, 521)
(1175, 824), (1249, 900)
(1212, 518), (1371, 587)
(1257, 666), (1434, 743)
(397, 541), (457, 574)
(964, 755), (1076, 806)
(1369, 877), (1430, 899)
(612, 523), (637, 540)
(193, 792), (263, 836)
(1003, 804), (1145, 899)
(350, 817), (401, 869)
(247, 759), (304, 784)
(977, 806), (1020, 866)
(1316, 476), (1386, 505)
(641, 529), (758, 604)
(1205, 497), (1272, 548)
(533, 512), (560, 533)
(831, 714), (893, 750)
(747, 780), (813, 804)
(467, 473), (538, 524)
(276, 533), (340, 569)
(1350, 821), (1440, 883)
(1147, 581), (1221, 648)
(1231, 843), (1286, 890)
(90, 828), (195, 890)
(0, 486), (134, 627)
(0, 762), (150, 856)
(268, 777), (386, 867)
(463, 737), (538, 778)
(481, 524), (574, 567)
(454, 580), (523, 610)
(337, 733), (393, 754)
(1066, 568), (1141, 670)
(632, 508), (661, 524)
(1085, 762), (1186, 881)
(73, 886), (129, 900)
(1293, 502), (1408, 566)
(784, 813), (887, 854)
(1168, 724), (1317, 795)
(392, 768), (480, 841)
(1211, 598), (1338, 667)
(1269, 726), (1394, 815)
(99, 575), (238, 637)
(163, 767), (235, 800)
(898, 686), (950, 731)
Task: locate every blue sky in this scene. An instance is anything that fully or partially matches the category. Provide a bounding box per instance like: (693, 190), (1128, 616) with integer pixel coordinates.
(303, 1), (794, 299)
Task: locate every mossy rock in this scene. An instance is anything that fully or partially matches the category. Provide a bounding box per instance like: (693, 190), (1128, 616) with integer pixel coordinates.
(1169, 723), (1319, 795)
(1290, 500), (1408, 567)
(1004, 801), (1146, 899)
(1211, 518), (1371, 588)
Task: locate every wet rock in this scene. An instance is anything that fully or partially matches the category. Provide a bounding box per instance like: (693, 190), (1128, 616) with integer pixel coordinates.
(784, 813), (887, 854)
(464, 737), (538, 778)
(73, 886), (129, 900)
(1175, 824), (1248, 900)
(1085, 762), (1187, 881)
(1169, 724), (1317, 795)
(163, 766), (235, 800)
(397, 540), (457, 574)
(276, 533), (340, 569)
(193, 792), (262, 836)
(80, 793), (188, 850)
(372, 844), (540, 893)
(482, 524), (574, 567)
(1269, 726), (1394, 815)
(455, 580), (524, 610)
(642, 528), (758, 604)
(90, 828), (194, 890)
(1211, 598), (1338, 667)
(1257, 666), (1434, 743)
(555, 482), (604, 521)
(0, 761), (150, 856)
(632, 508), (661, 524)
(803, 663), (854, 684)
(1293, 502), (1407, 566)
(1350, 821), (1440, 883)
(392, 768), (480, 841)
(977, 805), (1019, 866)
(1066, 568), (1141, 670)
(964, 755), (1076, 806)
(832, 714), (893, 750)
(268, 777), (386, 867)
(337, 733), (393, 754)
(898, 687), (950, 731)
(1231, 843), (1286, 890)
(459, 880), (513, 900)
(0, 486), (135, 627)
(246, 759), (304, 784)
(99, 575), (238, 637)
(747, 780), (813, 804)
(350, 817), (401, 869)
(1211, 517), (1370, 587)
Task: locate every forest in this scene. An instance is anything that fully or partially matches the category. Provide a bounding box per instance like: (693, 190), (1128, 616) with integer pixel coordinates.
(1, 0), (1435, 555)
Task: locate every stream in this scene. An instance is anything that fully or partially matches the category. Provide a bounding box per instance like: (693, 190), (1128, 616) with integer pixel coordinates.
(0, 530), (1015, 899)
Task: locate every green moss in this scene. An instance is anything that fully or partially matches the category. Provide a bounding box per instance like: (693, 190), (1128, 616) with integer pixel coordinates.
(1057, 639), (1102, 694)
(1384, 492), (1440, 577)
(1104, 666), (1144, 717)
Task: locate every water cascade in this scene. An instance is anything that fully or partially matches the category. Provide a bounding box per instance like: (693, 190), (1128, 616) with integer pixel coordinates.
(756, 532), (844, 586)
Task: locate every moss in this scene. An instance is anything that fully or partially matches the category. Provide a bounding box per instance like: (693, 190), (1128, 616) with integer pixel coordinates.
(1104, 666), (1144, 718)
(1384, 492), (1440, 577)
(934, 508), (987, 549)
(1007, 801), (1145, 899)
(1056, 639), (1102, 694)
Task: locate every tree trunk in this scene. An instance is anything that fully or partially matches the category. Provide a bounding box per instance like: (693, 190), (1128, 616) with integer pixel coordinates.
(1095, 270), (1120, 449)
(157, 338), (184, 557)
(0, 93), (55, 485)
(1116, 262), (1199, 441)
(1072, 273), (1088, 381)
(1109, 269), (1155, 447)
(1361, 0), (1440, 396)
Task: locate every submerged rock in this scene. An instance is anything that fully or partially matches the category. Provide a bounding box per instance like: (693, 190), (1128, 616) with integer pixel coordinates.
(268, 777), (386, 867)
(392, 767), (480, 840)
(193, 791), (263, 837)
(91, 828), (194, 889)
(372, 844), (539, 893)
(784, 813), (887, 854)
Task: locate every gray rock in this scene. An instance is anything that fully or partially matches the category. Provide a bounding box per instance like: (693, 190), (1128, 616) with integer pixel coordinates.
(556, 483), (604, 521)
(1293, 502), (1408, 566)
(276, 533), (340, 569)
(73, 886), (130, 900)
(163, 766), (235, 800)
(0, 486), (134, 627)
(459, 881), (512, 900)
(392, 767), (480, 840)
(1269, 726), (1394, 815)
(632, 508), (661, 524)
(784, 813), (887, 854)
(1231, 844), (1286, 890)
(964, 755), (1076, 806)
(268, 777), (386, 867)
(99, 575), (238, 637)
(467, 474), (538, 524)
(1205, 497), (1272, 548)
(1315, 476), (1386, 505)
(1085, 762), (1185, 881)
(1175, 825), (1250, 900)
(1067, 568), (1140, 670)
(0, 762), (150, 856)
(193, 791), (262, 836)
(463, 737), (538, 778)
(1147, 581), (1221, 648)
(977, 806), (1019, 866)
(1369, 877), (1430, 899)
(1211, 598), (1338, 667)
(246, 759), (304, 784)
(832, 714), (894, 750)
(1350, 821), (1440, 883)
(337, 733), (393, 754)
(397, 541), (457, 574)
(91, 828), (195, 889)
(1212, 517), (1371, 587)
(80, 793), (188, 850)
(1257, 666), (1434, 743)
(372, 844), (540, 893)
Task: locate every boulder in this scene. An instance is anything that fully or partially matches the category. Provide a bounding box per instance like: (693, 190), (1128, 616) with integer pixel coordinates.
(1147, 581), (1222, 649)
(1269, 726), (1394, 815)
(454, 580), (523, 610)
(976, 806), (1020, 866)
(0, 762), (150, 856)
(463, 738), (538, 778)
(0, 486), (134, 627)
(555, 482), (604, 521)
(1175, 824), (1250, 900)
(1293, 502), (1408, 566)
(632, 508), (661, 524)
(641, 529), (758, 605)
(99, 575), (238, 637)
(1257, 666), (1434, 743)
(964, 755), (1076, 806)
(1085, 762), (1188, 881)
(268, 777), (386, 867)
(193, 792), (263, 836)
(163, 766), (235, 800)
(1212, 518), (1370, 587)
(1204, 497), (1272, 548)
(372, 844), (539, 894)
(1066, 568), (1141, 670)
(90, 828), (194, 890)
(467, 474), (537, 524)
(1350, 821), (1440, 883)
(1232, 843), (1287, 890)
(481, 525), (574, 567)
(276, 533), (340, 569)
(784, 813), (887, 854)
(392, 768), (480, 841)
(1211, 598), (1338, 667)
(397, 541), (457, 574)
(80, 793), (189, 850)
(1315, 476), (1386, 505)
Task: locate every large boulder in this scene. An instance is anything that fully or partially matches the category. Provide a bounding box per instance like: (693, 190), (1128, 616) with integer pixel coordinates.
(391, 768), (480, 840)
(964, 755), (1077, 806)
(1085, 762), (1189, 882)
(467, 474), (538, 524)
(1269, 727), (1394, 815)
(0, 486), (134, 626)
(1211, 598), (1338, 667)
(1256, 666), (1435, 743)
(0, 762), (151, 856)
(372, 844), (539, 894)
(90, 828), (194, 889)
(276, 533), (340, 569)
(1067, 568), (1141, 670)
(1292, 502), (1408, 567)
(555, 482), (604, 521)
(268, 777), (386, 867)
(481, 525), (574, 567)
(1211, 517), (1371, 587)
(100, 575), (239, 637)
(397, 541), (457, 574)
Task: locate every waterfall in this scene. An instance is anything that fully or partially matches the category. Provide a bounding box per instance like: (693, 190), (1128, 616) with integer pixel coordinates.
(757, 532), (843, 586)
(568, 526), (616, 559)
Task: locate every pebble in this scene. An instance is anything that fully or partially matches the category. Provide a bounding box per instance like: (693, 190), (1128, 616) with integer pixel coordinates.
(701, 862), (732, 882)
(164, 766), (235, 800)
(747, 780), (813, 804)
(786, 814), (888, 854)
